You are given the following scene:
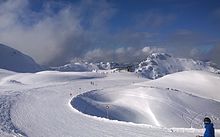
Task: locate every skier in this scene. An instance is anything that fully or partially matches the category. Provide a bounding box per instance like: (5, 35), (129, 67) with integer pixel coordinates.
(196, 117), (215, 137)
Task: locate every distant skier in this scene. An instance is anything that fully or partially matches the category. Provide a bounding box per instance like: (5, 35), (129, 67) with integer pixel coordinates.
(196, 117), (215, 137)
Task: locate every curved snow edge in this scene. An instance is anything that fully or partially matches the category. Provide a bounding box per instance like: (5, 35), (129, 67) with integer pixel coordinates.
(0, 92), (27, 137)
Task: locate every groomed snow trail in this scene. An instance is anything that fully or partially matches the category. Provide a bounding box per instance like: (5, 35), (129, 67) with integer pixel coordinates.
(0, 70), (219, 137)
(0, 92), (27, 137)
(71, 85), (220, 128)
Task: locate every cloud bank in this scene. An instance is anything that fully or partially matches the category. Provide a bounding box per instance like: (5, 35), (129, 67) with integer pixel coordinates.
(0, 0), (82, 65)
(0, 0), (219, 66)
(84, 46), (165, 63)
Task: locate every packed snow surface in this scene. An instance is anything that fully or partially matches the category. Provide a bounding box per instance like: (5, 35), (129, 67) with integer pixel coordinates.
(0, 69), (219, 137)
(72, 71), (220, 128)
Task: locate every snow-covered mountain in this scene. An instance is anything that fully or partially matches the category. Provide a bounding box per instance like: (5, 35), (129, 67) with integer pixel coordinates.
(50, 61), (99, 72)
(96, 62), (136, 70)
(52, 61), (136, 72)
(50, 53), (220, 80)
(136, 53), (220, 79)
(0, 44), (41, 73)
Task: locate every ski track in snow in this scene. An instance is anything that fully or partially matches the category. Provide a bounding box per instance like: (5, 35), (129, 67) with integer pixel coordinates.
(0, 91), (27, 137)
(71, 85), (220, 128)
(0, 70), (220, 136)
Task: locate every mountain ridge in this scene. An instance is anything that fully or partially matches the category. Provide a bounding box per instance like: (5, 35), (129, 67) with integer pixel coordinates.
(0, 43), (41, 73)
(51, 52), (220, 79)
(136, 53), (220, 79)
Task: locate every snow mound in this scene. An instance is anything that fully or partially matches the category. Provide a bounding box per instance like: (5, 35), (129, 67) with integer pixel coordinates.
(138, 70), (220, 102)
(136, 53), (220, 79)
(0, 44), (41, 73)
(71, 71), (220, 128)
(0, 71), (105, 85)
(0, 69), (15, 80)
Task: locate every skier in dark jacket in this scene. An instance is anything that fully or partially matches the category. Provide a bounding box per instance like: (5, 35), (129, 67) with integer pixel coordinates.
(197, 117), (215, 137)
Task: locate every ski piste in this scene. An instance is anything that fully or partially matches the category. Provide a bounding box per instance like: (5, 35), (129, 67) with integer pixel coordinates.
(0, 69), (219, 136)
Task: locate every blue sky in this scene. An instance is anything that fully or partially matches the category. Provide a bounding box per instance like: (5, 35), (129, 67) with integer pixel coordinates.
(0, 0), (220, 66)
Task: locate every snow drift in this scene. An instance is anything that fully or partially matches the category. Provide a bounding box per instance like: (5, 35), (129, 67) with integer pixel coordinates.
(138, 71), (220, 102)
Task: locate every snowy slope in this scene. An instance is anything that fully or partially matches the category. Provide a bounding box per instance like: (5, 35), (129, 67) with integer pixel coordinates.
(0, 44), (41, 73)
(136, 53), (220, 79)
(51, 61), (99, 72)
(137, 70), (220, 102)
(0, 69), (219, 137)
(51, 61), (136, 72)
(72, 71), (220, 128)
(0, 69), (15, 80)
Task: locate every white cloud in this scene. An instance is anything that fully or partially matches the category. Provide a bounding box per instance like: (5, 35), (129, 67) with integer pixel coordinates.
(142, 47), (151, 53)
(1, 0), (215, 66)
(0, 0), (83, 65)
(142, 46), (165, 54)
(115, 48), (125, 54)
(0, 0), (165, 65)
(190, 48), (199, 57)
(0, 0), (120, 66)
(84, 47), (165, 63)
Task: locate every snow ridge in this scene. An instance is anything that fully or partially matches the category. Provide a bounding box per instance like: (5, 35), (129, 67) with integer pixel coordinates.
(50, 61), (99, 72)
(50, 53), (220, 80)
(136, 53), (220, 79)
(0, 44), (41, 73)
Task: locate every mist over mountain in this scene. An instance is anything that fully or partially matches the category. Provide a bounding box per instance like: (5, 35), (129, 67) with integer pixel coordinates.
(0, 43), (41, 73)
(0, 42), (219, 80)
(51, 52), (220, 79)
(0, 0), (219, 67)
(136, 53), (220, 79)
